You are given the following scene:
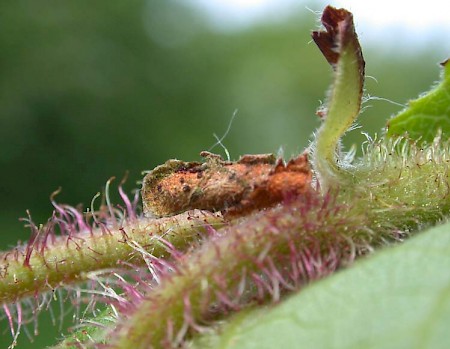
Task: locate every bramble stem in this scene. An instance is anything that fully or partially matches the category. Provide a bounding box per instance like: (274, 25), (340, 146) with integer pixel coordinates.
(0, 210), (224, 303)
(108, 193), (369, 349)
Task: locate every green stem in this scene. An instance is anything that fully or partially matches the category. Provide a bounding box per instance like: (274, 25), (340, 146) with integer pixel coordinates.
(311, 6), (365, 191)
(0, 210), (224, 303)
(108, 193), (370, 349)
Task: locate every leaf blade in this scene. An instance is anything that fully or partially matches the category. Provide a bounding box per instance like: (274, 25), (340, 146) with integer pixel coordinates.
(386, 59), (450, 142)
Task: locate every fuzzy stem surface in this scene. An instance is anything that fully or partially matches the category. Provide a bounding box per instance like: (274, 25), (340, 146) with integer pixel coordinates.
(0, 210), (224, 303)
(108, 193), (372, 348)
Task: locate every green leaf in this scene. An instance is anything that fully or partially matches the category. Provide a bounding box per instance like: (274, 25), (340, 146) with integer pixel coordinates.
(48, 307), (114, 349)
(191, 221), (450, 349)
(386, 59), (450, 142)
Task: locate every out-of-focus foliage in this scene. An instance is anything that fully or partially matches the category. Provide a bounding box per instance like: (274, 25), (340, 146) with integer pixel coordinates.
(0, 1), (444, 347)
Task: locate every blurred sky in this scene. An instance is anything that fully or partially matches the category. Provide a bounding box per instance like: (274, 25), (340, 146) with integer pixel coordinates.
(189, 0), (450, 52)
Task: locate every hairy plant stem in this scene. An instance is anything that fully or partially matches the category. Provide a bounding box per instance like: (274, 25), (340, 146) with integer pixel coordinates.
(107, 192), (378, 349)
(312, 6), (365, 191)
(0, 210), (224, 303)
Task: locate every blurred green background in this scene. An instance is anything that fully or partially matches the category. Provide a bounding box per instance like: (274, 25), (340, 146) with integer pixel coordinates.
(0, 0), (446, 347)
